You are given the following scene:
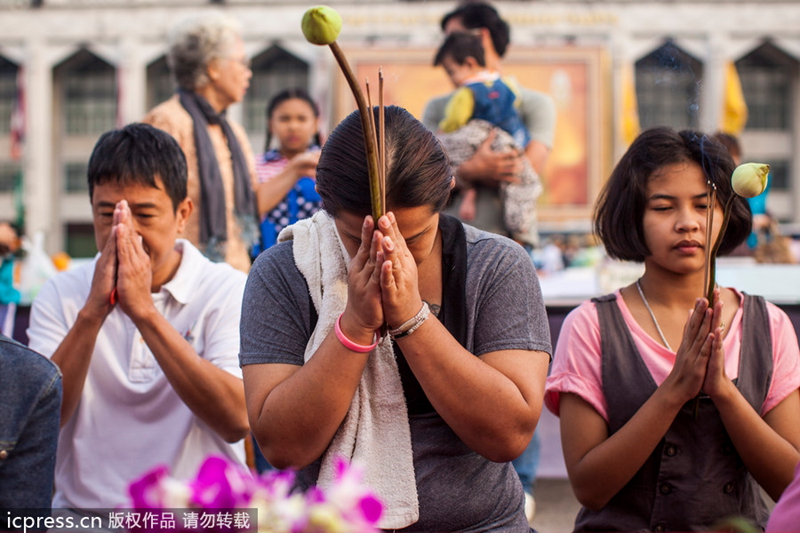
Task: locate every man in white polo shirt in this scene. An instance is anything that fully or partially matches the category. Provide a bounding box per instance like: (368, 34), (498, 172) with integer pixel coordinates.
(28, 123), (250, 510)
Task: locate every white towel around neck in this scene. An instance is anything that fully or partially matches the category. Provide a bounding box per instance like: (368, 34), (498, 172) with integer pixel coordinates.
(278, 210), (419, 529)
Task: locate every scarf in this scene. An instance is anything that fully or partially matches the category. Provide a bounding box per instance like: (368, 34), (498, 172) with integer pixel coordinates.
(279, 211), (419, 529)
(178, 89), (258, 262)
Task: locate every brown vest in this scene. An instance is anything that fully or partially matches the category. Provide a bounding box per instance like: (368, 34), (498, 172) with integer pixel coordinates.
(574, 293), (772, 532)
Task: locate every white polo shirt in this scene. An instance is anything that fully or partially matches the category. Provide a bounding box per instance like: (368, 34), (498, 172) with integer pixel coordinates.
(28, 239), (247, 509)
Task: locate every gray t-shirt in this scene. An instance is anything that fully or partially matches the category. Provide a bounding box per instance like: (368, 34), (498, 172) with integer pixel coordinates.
(423, 85), (557, 240)
(240, 221), (551, 532)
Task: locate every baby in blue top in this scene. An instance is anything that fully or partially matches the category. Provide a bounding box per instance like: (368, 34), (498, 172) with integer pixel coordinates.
(434, 32), (541, 246)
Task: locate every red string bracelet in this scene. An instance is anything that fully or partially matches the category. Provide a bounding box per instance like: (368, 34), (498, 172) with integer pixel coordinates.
(334, 313), (380, 353)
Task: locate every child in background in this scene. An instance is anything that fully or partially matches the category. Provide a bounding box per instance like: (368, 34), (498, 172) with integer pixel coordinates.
(546, 128), (800, 531)
(253, 88), (323, 256)
(434, 31), (541, 247)
(250, 88), (323, 473)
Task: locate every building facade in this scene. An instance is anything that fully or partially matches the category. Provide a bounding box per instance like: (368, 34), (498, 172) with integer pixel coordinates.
(1, 0), (799, 256)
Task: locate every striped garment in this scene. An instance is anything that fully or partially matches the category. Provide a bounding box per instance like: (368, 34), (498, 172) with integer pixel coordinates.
(256, 151), (290, 183)
(252, 149), (322, 255)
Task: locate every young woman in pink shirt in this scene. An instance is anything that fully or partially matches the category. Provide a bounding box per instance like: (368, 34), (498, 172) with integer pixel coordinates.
(546, 127), (800, 532)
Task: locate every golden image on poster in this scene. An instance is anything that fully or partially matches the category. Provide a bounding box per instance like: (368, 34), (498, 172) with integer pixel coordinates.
(334, 46), (610, 223)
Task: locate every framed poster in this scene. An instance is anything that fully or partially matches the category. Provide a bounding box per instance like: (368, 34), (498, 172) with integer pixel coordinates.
(333, 46), (611, 223)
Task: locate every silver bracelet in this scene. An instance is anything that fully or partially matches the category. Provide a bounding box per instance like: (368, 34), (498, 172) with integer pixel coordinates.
(388, 302), (430, 339)
(392, 311), (430, 339)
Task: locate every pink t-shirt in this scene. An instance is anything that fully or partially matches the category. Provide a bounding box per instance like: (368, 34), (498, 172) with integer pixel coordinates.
(545, 289), (800, 421)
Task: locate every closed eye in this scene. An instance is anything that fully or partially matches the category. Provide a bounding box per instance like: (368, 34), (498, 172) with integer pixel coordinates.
(343, 232), (361, 245)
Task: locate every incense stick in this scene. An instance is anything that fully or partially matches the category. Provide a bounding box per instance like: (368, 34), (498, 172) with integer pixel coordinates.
(703, 183), (713, 301)
(379, 67), (386, 214)
(704, 185), (717, 303)
(365, 77), (383, 218)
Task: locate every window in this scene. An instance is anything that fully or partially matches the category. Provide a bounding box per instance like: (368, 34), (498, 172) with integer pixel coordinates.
(64, 223), (97, 258)
(636, 42), (703, 130)
(244, 46), (309, 138)
(767, 159), (789, 191)
(0, 162), (20, 192)
(64, 162), (88, 192)
(146, 56), (174, 111)
(0, 57), (17, 136)
(737, 43), (798, 221)
(59, 50), (117, 136)
(738, 43), (796, 131)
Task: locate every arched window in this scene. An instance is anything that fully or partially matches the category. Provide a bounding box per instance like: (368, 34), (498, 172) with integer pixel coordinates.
(738, 43), (796, 132)
(636, 41), (703, 130)
(737, 42), (798, 219)
(244, 45), (309, 148)
(53, 49), (116, 202)
(55, 49), (117, 136)
(0, 56), (20, 194)
(146, 55), (174, 110)
(0, 56), (17, 136)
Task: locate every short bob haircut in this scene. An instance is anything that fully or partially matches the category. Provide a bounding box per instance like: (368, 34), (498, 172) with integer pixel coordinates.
(315, 106), (452, 217)
(440, 2), (511, 59)
(87, 123), (188, 212)
(167, 12), (242, 92)
(433, 32), (486, 68)
(594, 127), (752, 262)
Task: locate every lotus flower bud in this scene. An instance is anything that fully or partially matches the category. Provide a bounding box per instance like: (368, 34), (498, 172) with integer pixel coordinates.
(302, 6), (342, 46)
(731, 162), (769, 198)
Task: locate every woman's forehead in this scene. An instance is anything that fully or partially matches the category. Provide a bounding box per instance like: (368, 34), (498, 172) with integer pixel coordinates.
(647, 161), (707, 193)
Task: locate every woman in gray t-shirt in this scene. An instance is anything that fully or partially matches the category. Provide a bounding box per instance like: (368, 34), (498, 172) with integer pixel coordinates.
(240, 106), (551, 532)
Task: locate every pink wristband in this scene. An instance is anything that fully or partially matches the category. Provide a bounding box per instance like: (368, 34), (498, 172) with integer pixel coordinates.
(334, 314), (380, 353)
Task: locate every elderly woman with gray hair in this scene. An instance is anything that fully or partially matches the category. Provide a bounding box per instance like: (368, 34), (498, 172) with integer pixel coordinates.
(144, 12), (258, 273)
